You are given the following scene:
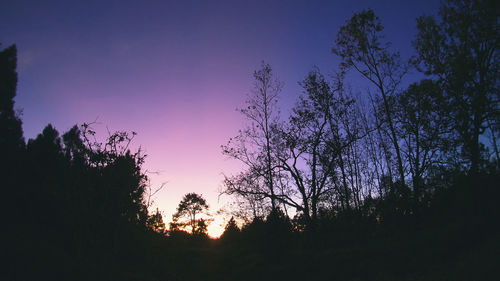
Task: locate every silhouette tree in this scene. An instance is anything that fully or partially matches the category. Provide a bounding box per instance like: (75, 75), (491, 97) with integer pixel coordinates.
(273, 70), (346, 223)
(221, 216), (240, 240)
(0, 44), (24, 150)
(222, 62), (282, 212)
(413, 0), (499, 175)
(62, 125), (86, 165)
(334, 92), (372, 212)
(172, 193), (210, 234)
(223, 192), (271, 223)
(224, 66), (378, 226)
(194, 219), (209, 236)
(147, 208), (166, 233)
(396, 80), (451, 205)
(333, 9), (408, 186)
(0, 44), (25, 226)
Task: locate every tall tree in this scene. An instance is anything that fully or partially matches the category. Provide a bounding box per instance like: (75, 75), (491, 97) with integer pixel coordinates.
(1, 44), (25, 226)
(332, 9), (408, 185)
(222, 62), (282, 211)
(413, 0), (500, 174)
(0, 44), (23, 150)
(224, 67), (361, 225)
(396, 80), (451, 202)
(274, 70), (353, 223)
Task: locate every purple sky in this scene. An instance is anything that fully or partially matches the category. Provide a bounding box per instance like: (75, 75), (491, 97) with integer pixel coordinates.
(2, 0), (439, 236)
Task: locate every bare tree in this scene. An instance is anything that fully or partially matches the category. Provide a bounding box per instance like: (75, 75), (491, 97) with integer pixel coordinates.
(273, 70), (357, 223)
(222, 62), (282, 212)
(333, 9), (408, 185)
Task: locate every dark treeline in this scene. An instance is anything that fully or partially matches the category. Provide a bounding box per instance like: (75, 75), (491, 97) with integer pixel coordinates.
(2, 1), (499, 280)
(2, 42), (160, 279)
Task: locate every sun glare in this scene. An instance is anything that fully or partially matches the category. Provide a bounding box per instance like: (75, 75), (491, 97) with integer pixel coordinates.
(207, 216), (225, 238)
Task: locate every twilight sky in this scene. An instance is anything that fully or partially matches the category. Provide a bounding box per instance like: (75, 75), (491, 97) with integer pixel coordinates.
(2, 0), (439, 237)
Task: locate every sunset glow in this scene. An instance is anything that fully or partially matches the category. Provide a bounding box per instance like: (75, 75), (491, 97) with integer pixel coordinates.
(3, 0), (440, 237)
(4, 0), (497, 280)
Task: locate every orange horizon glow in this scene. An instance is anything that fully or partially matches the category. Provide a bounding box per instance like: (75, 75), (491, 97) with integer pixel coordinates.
(164, 215), (226, 238)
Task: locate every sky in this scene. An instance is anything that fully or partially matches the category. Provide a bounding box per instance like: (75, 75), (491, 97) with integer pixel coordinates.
(1, 0), (439, 237)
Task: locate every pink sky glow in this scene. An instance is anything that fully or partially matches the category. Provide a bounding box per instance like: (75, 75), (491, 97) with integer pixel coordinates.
(2, 0), (440, 237)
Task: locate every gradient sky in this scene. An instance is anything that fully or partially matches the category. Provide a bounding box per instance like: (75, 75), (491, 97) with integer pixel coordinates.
(2, 0), (439, 237)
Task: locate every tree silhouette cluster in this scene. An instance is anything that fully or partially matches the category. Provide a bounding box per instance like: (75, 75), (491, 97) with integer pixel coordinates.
(1, 45), (171, 280)
(216, 1), (499, 280)
(222, 0), (499, 230)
